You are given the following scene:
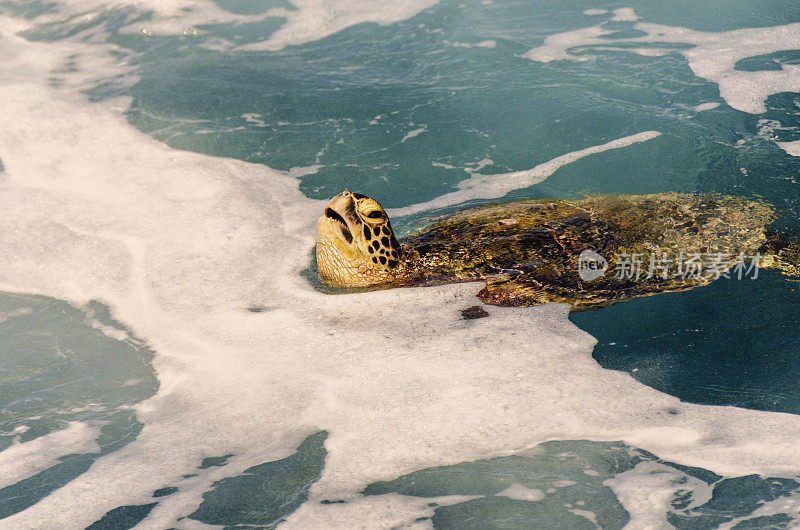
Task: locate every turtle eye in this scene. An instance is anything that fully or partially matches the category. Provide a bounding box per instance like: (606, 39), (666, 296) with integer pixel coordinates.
(365, 210), (383, 219)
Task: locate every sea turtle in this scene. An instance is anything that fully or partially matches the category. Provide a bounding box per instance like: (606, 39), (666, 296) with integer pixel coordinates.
(315, 191), (800, 311)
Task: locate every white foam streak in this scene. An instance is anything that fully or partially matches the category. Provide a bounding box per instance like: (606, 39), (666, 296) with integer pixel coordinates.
(390, 131), (661, 216)
(8, 0), (439, 51)
(722, 488), (800, 527)
(496, 483), (546, 502)
(0, 423), (101, 489)
(451, 39), (497, 48)
(238, 0), (440, 51)
(401, 127), (427, 142)
(522, 11), (800, 114)
(6, 0), (262, 37)
(522, 25), (612, 63)
(0, 306), (33, 324)
(777, 140), (800, 157)
(694, 102), (721, 112)
(605, 461), (711, 529)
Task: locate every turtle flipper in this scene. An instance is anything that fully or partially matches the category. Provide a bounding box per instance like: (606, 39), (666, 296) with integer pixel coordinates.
(477, 277), (559, 308)
(477, 275), (617, 311)
(760, 232), (800, 279)
(476, 265), (709, 312)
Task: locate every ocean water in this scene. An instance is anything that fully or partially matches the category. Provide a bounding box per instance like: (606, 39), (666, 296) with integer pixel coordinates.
(2, 0), (800, 528)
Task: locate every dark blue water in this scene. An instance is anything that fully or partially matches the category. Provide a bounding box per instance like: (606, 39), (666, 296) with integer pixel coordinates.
(571, 270), (800, 414)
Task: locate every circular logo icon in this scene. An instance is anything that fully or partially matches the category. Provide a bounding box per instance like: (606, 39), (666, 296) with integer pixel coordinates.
(578, 250), (608, 282)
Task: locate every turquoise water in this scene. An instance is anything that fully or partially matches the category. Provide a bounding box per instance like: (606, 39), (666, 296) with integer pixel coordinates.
(119, 2), (800, 208)
(0, 294), (156, 519)
(4, 0), (800, 527)
(362, 440), (800, 529)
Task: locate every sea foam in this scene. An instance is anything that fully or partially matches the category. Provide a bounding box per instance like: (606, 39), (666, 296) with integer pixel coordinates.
(522, 9), (800, 115)
(238, 0), (440, 51)
(0, 423), (101, 490)
(3, 3), (800, 529)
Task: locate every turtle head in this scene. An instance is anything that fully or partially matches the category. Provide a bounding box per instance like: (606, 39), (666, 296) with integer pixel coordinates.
(316, 191), (404, 287)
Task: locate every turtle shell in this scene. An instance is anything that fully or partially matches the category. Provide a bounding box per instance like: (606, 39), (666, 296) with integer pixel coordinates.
(400, 193), (775, 311)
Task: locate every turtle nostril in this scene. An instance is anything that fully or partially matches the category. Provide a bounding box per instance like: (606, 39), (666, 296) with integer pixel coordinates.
(324, 208), (348, 226)
(340, 225), (353, 244)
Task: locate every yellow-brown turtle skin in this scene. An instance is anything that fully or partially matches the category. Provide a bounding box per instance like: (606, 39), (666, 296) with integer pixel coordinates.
(316, 191), (405, 286)
(316, 191), (799, 311)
